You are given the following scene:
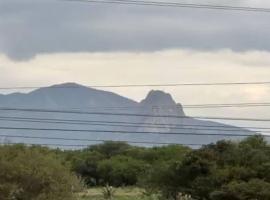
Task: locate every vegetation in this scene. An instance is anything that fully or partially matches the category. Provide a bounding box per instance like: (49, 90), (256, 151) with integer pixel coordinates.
(143, 136), (270, 200)
(101, 184), (116, 200)
(0, 144), (81, 200)
(1, 136), (270, 200)
(78, 187), (147, 200)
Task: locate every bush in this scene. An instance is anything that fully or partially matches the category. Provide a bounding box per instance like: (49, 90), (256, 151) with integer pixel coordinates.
(210, 179), (270, 200)
(141, 136), (270, 200)
(97, 155), (147, 186)
(0, 144), (81, 200)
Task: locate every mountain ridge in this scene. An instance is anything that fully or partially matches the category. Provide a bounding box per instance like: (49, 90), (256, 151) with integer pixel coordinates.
(0, 82), (255, 148)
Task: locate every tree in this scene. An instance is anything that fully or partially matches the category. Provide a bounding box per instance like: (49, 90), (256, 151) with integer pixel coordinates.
(97, 155), (146, 186)
(71, 151), (105, 186)
(211, 179), (270, 200)
(141, 136), (270, 200)
(88, 141), (131, 158)
(0, 144), (81, 200)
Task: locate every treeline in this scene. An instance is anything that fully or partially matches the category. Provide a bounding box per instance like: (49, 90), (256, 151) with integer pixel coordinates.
(64, 141), (190, 187)
(1, 135), (270, 200)
(64, 135), (270, 199)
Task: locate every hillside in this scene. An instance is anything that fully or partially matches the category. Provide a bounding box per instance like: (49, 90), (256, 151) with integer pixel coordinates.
(0, 83), (254, 148)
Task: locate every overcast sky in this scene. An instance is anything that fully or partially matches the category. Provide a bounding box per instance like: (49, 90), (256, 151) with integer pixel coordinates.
(1, 0), (270, 59)
(1, 0), (270, 128)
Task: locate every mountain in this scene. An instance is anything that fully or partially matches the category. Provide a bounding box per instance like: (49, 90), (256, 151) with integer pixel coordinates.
(0, 83), (137, 108)
(0, 83), (255, 148)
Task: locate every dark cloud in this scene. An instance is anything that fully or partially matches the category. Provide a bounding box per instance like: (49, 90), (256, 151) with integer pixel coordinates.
(1, 0), (270, 60)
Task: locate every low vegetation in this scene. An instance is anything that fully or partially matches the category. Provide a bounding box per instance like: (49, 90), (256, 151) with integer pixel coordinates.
(0, 135), (270, 200)
(0, 144), (81, 200)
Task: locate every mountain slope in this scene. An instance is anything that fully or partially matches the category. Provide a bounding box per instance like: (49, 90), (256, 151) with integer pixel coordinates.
(0, 83), (138, 108)
(0, 83), (255, 148)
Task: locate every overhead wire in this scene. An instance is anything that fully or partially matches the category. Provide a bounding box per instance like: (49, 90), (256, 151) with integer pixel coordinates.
(1, 115), (270, 130)
(3, 102), (270, 111)
(3, 81), (270, 90)
(0, 126), (265, 137)
(13, 102), (270, 110)
(63, 0), (270, 13)
(0, 135), (202, 146)
(0, 116), (268, 133)
(1, 107), (270, 122)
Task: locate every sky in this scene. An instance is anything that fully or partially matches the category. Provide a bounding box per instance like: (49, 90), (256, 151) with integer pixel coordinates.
(1, 0), (270, 128)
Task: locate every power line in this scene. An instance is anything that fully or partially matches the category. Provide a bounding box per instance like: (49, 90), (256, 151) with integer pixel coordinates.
(2, 140), (270, 150)
(177, 103), (270, 109)
(0, 126), (264, 137)
(1, 142), (90, 148)
(2, 81), (270, 90)
(25, 102), (270, 110)
(2, 107), (270, 122)
(0, 116), (267, 133)
(63, 0), (270, 13)
(3, 103), (270, 111)
(0, 135), (202, 146)
(30, 102), (270, 112)
(1, 115), (270, 131)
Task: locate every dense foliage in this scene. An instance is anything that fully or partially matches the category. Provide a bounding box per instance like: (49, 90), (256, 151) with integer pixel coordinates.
(144, 136), (270, 200)
(65, 141), (190, 187)
(0, 136), (269, 200)
(0, 144), (81, 200)
(65, 136), (270, 200)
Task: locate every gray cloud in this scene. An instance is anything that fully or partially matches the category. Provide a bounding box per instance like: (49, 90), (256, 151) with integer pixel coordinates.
(1, 0), (270, 60)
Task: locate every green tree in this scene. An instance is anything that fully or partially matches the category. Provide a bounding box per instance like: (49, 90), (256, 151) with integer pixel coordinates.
(89, 141), (131, 158)
(0, 144), (81, 200)
(211, 179), (270, 200)
(98, 155), (146, 186)
(142, 136), (270, 200)
(71, 151), (105, 186)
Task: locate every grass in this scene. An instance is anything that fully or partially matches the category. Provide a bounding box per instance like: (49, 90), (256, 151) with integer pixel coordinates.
(77, 187), (147, 200)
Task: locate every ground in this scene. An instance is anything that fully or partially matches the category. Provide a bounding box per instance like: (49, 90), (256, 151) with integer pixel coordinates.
(77, 187), (150, 200)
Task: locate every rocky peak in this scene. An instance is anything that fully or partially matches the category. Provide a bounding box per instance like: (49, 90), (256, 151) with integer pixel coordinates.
(141, 90), (176, 106)
(140, 90), (185, 116)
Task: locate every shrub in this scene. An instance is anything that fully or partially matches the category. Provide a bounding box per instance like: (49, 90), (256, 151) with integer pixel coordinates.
(0, 144), (82, 200)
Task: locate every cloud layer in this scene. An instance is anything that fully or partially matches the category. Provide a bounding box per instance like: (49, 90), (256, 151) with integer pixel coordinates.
(1, 0), (270, 60)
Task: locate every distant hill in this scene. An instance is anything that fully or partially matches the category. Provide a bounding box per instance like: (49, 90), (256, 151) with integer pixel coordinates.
(0, 83), (255, 148)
